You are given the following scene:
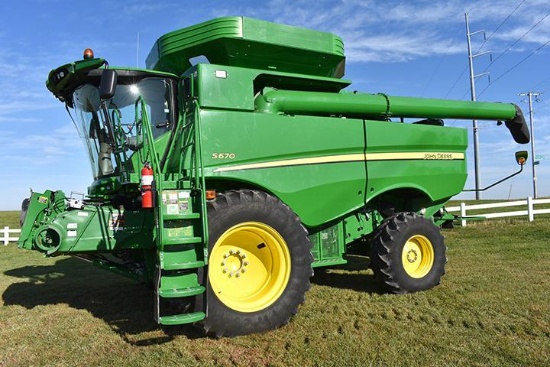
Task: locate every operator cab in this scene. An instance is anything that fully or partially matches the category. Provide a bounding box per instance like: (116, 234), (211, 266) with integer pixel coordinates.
(72, 70), (177, 181)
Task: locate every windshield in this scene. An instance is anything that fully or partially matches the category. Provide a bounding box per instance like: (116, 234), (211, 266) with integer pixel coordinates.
(72, 76), (174, 180)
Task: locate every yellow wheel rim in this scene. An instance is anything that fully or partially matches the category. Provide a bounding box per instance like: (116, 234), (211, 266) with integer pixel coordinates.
(209, 222), (291, 313)
(401, 234), (434, 278)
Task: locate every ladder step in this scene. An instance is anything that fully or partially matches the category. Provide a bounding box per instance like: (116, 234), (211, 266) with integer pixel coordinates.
(162, 218), (199, 244)
(163, 213), (201, 220)
(159, 271), (200, 288)
(160, 251), (204, 270)
(162, 236), (203, 246)
(159, 312), (205, 325)
(163, 260), (205, 271)
(158, 272), (206, 298)
(159, 285), (205, 298)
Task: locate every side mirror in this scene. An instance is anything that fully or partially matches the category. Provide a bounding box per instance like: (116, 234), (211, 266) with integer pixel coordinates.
(99, 69), (117, 100)
(515, 150), (528, 166)
(464, 150), (529, 193)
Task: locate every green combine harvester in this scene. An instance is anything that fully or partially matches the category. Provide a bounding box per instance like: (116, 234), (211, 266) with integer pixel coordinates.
(19, 17), (529, 337)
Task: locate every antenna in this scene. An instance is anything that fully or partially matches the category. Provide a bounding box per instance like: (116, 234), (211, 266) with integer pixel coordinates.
(137, 32), (140, 68)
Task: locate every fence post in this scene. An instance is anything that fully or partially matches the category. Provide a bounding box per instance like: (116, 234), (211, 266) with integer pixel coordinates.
(2, 226), (8, 246)
(460, 202), (467, 227)
(527, 196), (534, 222)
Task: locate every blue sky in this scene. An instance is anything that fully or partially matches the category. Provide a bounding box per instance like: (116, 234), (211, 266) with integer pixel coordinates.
(1, 0), (549, 210)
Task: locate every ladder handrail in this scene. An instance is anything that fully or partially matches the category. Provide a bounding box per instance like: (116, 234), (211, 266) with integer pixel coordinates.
(135, 97), (161, 179)
(192, 101), (209, 250)
(134, 97), (165, 252)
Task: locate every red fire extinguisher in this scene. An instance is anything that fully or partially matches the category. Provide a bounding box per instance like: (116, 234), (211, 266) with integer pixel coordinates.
(141, 163), (154, 208)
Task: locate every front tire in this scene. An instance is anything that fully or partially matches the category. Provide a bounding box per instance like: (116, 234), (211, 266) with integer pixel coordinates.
(370, 212), (446, 294)
(200, 190), (313, 337)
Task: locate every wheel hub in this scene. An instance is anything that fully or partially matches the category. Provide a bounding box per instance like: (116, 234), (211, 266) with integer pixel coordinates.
(406, 249), (418, 263)
(221, 249), (249, 278)
(401, 234), (435, 279)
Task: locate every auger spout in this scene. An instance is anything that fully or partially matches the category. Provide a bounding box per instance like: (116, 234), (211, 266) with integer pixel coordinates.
(255, 90), (529, 143)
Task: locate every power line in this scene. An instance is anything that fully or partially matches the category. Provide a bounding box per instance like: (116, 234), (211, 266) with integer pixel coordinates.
(478, 38), (550, 97)
(529, 75), (550, 92)
(475, 0), (526, 54)
(480, 11), (550, 75)
(423, 23), (464, 97)
(444, 3), (526, 99)
(450, 9), (549, 100)
(533, 99), (549, 113)
(443, 66), (468, 98)
(441, 21), (472, 99)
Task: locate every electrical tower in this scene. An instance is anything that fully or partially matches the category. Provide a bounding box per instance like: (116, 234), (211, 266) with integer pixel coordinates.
(465, 13), (490, 200)
(519, 92), (541, 198)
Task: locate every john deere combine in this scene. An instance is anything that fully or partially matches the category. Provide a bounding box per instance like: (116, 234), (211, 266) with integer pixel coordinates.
(19, 17), (529, 337)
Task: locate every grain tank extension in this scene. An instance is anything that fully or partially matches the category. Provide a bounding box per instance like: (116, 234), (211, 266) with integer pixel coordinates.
(19, 17), (529, 337)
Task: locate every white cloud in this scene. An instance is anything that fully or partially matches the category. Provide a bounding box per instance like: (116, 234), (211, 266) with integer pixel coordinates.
(207, 0), (549, 65)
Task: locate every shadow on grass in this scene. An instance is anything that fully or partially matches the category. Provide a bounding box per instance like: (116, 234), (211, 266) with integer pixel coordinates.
(2, 256), (204, 345)
(3, 254), (383, 344)
(312, 254), (383, 294)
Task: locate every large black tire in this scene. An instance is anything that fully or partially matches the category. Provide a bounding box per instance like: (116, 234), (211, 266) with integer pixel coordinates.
(200, 190), (313, 337)
(370, 212), (446, 294)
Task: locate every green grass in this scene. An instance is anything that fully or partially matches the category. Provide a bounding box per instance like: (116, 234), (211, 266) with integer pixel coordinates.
(0, 211), (20, 229)
(1, 213), (549, 366)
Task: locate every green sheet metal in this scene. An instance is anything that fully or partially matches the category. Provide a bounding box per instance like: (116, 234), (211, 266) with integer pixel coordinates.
(146, 16), (345, 78)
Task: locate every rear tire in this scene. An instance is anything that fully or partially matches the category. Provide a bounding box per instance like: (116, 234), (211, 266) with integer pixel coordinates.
(370, 212), (446, 294)
(200, 190), (313, 337)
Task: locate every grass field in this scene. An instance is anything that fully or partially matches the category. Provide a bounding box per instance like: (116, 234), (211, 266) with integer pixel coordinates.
(1, 212), (549, 366)
(0, 211), (20, 229)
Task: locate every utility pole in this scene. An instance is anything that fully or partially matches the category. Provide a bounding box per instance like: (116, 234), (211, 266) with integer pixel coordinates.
(519, 92), (541, 198)
(465, 13), (490, 200)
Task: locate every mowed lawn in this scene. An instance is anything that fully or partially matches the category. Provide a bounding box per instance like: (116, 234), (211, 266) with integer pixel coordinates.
(1, 211), (549, 366)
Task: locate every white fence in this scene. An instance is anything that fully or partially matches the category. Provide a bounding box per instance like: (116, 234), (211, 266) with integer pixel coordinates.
(446, 197), (550, 226)
(2, 198), (550, 242)
(1, 226), (20, 245)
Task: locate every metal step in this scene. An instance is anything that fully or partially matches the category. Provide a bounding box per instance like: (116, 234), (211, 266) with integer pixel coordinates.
(159, 271), (202, 290)
(163, 212), (201, 220)
(162, 260), (205, 271)
(161, 236), (203, 246)
(160, 250), (205, 270)
(159, 285), (205, 298)
(159, 312), (205, 325)
(155, 269), (206, 325)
